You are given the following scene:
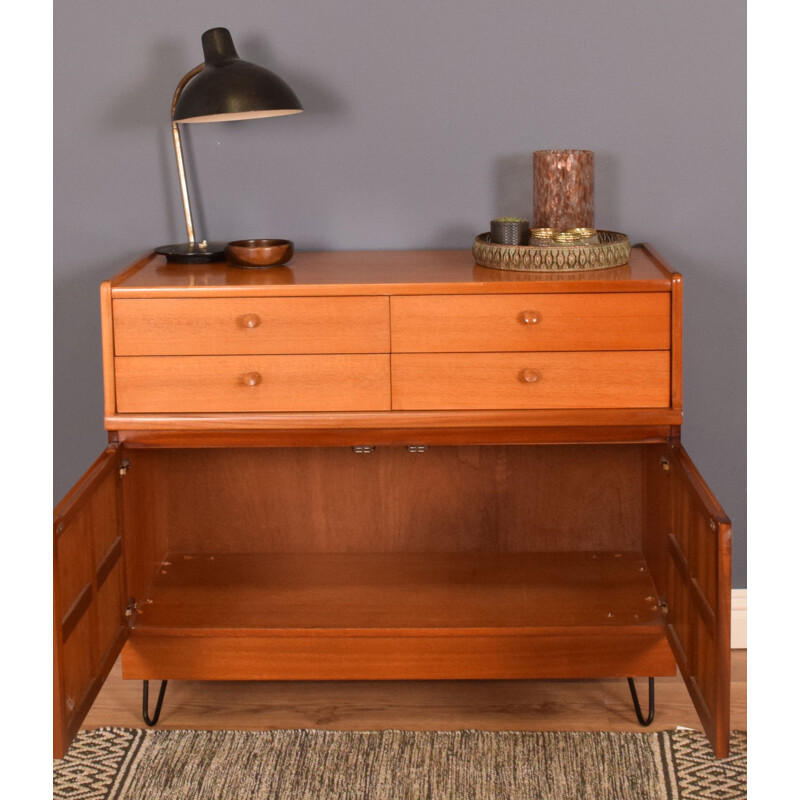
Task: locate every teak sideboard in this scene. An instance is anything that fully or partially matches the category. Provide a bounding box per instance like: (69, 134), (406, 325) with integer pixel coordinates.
(53, 245), (732, 758)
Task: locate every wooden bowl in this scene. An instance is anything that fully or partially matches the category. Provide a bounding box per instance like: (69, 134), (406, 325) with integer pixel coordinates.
(225, 239), (294, 268)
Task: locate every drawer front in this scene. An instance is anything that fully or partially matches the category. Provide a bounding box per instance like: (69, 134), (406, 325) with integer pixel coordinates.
(391, 293), (671, 352)
(392, 352), (671, 410)
(113, 297), (390, 355)
(115, 355), (391, 412)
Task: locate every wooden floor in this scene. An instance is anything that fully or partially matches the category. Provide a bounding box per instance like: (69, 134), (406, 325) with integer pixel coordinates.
(83, 650), (746, 733)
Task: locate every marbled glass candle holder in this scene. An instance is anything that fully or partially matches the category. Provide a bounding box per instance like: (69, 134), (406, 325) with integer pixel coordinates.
(533, 150), (594, 230)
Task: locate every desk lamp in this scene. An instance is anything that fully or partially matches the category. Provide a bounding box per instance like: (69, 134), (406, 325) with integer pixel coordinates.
(156, 27), (303, 263)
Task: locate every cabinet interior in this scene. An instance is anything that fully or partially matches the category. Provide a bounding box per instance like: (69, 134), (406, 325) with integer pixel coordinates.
(122, 443), (669, 640)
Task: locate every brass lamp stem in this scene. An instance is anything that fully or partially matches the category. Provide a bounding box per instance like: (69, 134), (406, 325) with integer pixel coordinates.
(170, 64), (204, 246)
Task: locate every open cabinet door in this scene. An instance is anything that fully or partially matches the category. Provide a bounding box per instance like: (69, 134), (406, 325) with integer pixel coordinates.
(54, 445), (129, 758)
(645, 443), (732, 757)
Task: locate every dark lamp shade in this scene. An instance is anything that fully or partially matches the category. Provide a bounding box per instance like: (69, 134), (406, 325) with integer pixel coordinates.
(173, 27), (303, 123)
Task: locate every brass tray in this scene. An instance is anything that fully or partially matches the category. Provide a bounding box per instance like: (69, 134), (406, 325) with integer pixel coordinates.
(473, 230), (630, 272)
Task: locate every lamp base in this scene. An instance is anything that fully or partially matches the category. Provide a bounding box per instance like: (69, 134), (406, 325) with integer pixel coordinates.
(155, 241), (227, 263)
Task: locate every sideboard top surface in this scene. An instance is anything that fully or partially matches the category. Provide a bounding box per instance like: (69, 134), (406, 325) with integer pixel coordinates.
(109, 245), (675, 298)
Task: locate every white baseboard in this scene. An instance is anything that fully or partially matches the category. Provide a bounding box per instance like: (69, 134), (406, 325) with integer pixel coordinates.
(731, 589), (747, 649)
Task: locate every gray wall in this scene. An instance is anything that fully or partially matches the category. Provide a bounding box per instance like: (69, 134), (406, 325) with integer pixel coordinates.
(54, 0), (746, 587)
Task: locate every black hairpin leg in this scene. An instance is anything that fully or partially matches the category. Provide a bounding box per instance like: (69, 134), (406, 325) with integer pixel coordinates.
(142, 680), (168, 726)
(627, 677), (655, 726)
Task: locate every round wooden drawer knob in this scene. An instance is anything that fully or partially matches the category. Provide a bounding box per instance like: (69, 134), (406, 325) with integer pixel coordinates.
(242, 372), (262, 387)
(521, 310), (540, 325)
(520, 368), (541, 383)
(240, 313), (261, 329)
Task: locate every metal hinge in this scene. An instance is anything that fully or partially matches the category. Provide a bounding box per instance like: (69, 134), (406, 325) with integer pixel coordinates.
(119, 458), (131, 477)
(125, 597), (138, 627)
(352, 445), (375, 454)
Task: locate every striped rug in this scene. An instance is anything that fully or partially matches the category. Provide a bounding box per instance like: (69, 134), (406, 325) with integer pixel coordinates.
(54, 728), (746, 800)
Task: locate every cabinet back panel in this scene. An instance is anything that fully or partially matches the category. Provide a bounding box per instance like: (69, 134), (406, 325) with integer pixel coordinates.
(125, 445), (644, 554)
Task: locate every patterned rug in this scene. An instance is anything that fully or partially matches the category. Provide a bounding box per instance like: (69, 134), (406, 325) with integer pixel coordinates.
(54, 728), (746, 800)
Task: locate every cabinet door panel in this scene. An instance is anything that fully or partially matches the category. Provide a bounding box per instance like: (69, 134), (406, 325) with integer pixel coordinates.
(644, 444), (731, 758)
(53, 446), (128, 758)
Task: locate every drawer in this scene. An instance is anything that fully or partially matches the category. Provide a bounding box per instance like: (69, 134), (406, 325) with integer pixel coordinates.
(113, 297), (390, 355)
(391, 293), (671, 352)
(391, 352), (671, 410)
(115, 355), (391, 412)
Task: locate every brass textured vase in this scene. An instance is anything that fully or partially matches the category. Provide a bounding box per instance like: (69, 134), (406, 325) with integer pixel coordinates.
(533, 150), (594, 230)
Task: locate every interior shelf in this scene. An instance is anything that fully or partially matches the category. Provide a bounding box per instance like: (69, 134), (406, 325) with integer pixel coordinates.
(135, 551), (665, 636)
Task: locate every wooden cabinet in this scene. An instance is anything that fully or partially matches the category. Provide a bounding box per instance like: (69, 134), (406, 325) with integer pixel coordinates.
(54, 245), (731, 758)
